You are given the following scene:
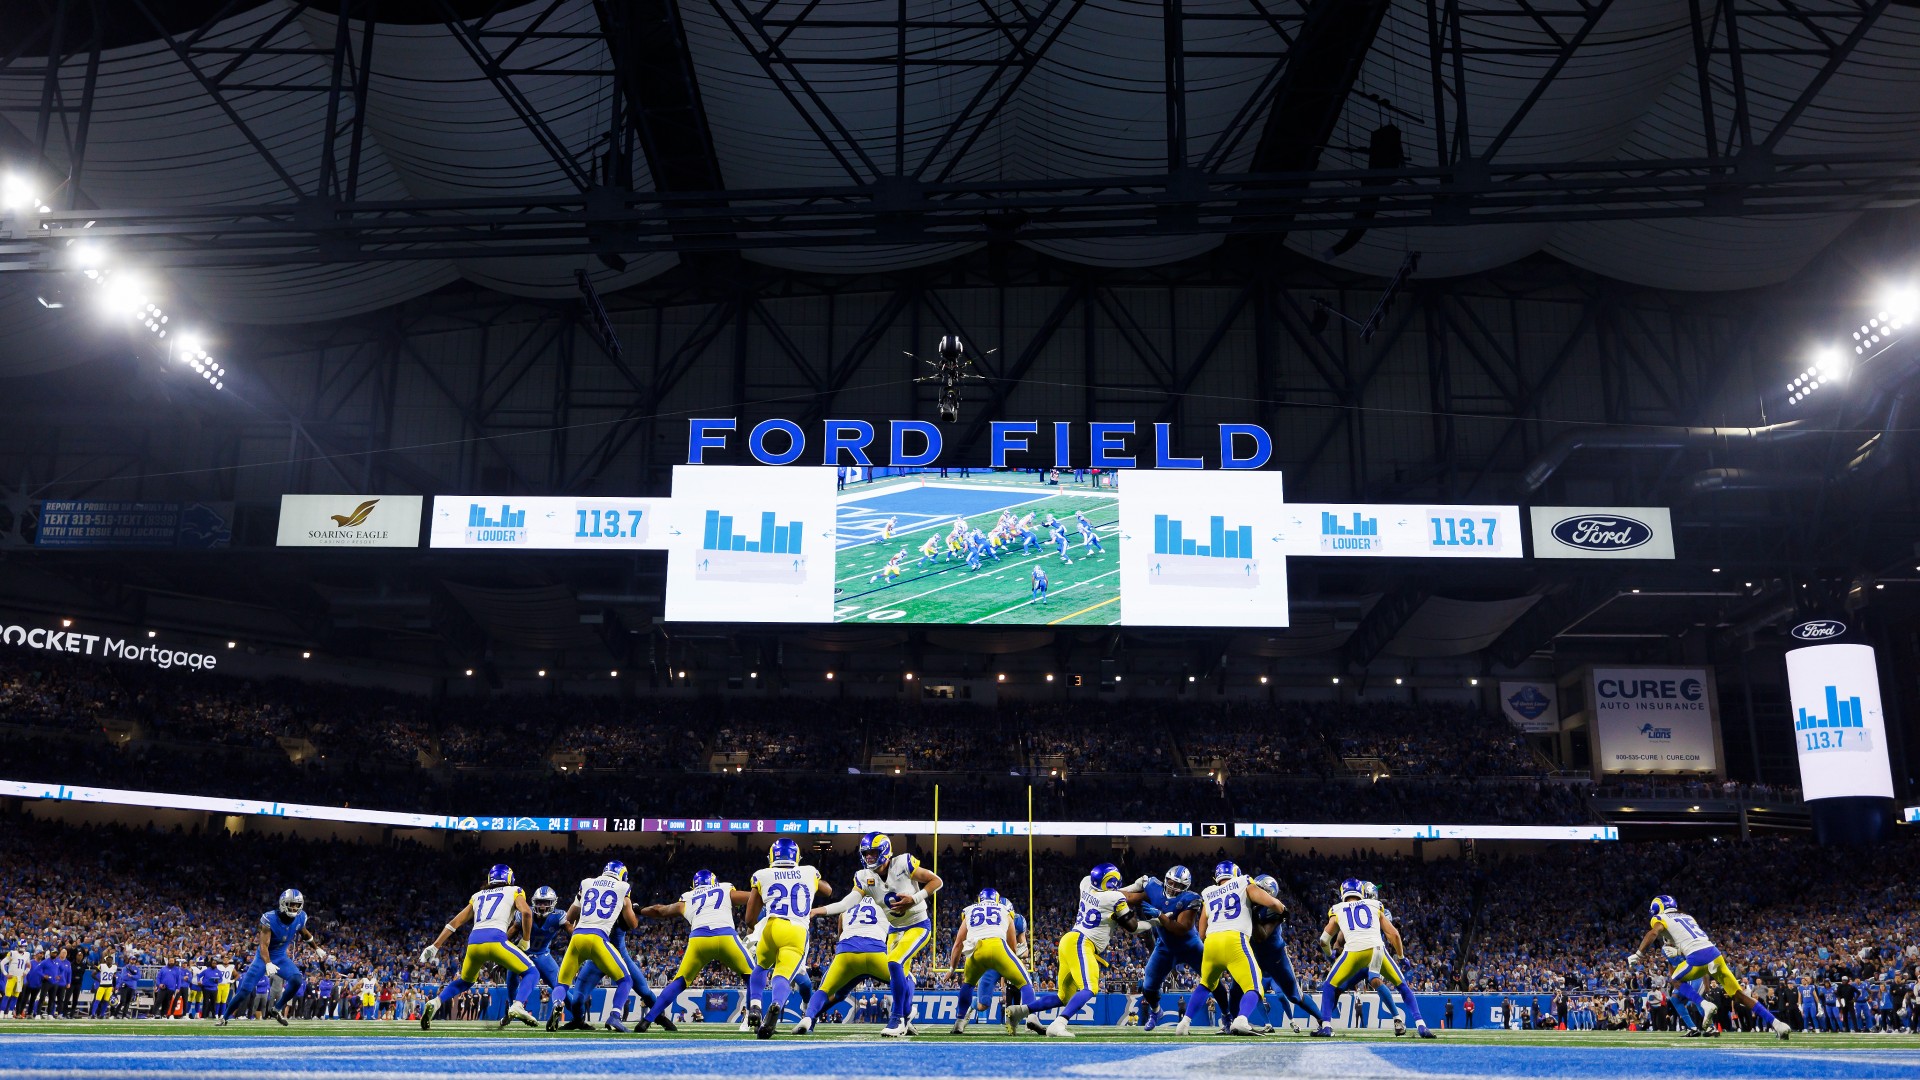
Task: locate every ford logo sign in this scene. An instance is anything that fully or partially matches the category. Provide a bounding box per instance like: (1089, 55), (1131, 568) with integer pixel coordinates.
(1790, 619), (1846, 641)
(1550, 515), (1653, 551)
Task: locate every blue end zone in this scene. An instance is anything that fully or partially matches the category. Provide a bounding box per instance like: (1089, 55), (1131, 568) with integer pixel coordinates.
(836, 486), (1050, 549)
(5, 1035), (1920, 1079)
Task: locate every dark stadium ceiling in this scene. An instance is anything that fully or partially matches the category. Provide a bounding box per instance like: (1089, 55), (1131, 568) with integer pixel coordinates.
(3, 0), (1920, 331)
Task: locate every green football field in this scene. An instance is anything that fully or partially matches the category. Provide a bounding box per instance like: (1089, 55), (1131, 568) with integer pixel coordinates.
(833, 481), (1121, 626)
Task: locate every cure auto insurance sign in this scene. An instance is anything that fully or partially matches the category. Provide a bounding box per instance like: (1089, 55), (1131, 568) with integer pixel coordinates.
(1529, 506), (1674, 560)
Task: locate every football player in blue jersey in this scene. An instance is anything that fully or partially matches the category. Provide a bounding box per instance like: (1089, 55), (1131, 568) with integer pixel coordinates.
(1074, 511), (1104, 556)
(1135, 865), (1205, 1030)
(1247, 873), (1325, 1032)
(522, 886), (567, 1024)
(232, 888), (327, 1026)
(1031, 566), (1048, 604)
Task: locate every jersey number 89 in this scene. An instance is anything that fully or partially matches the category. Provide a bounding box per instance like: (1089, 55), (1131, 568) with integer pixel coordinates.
(581, 888), (619, 920)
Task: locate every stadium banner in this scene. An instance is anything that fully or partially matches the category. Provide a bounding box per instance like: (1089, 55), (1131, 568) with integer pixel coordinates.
(1784, 643), (1895, 800)
(1118, 470), (1288, 626)
(1275, 503), (1524, 559)
(0, 620), (220, 671)
(612, 816), (1193, 837)
(1528, 505), (1675, 559)
(666, 465), (836, 622)
(1499, 680), (1561, 733)
(1234, 822), (1616, 841)
(276, 494), (423, 547)
(33, 499), (232, 548)
(0, 779), (453, 830)
(1587, 666), (1721, 775)
(576, 986), (1496, 1028)
(428, 495), (670, 550)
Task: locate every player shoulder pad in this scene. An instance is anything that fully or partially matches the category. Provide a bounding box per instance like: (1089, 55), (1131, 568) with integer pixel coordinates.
(1649, 916), (1664, 930)
(901, 854), (919, 874)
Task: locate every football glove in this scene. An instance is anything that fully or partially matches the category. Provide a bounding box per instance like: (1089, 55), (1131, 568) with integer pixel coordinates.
(1626, 953), (1642, 967)
(312, 948), (329, 962)
(419, 945), (438, 964)
(265, 962), (281, 977)
(514, 939), (530, 952)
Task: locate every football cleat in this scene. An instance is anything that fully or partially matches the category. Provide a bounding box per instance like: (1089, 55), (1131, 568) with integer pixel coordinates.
(266, 1007), (287, 1027)
(1310, 1025), (1334, 1037)
(881, 1022), (910, 1038)
(1045, 1017), (1075, 1038)
(1417, 1024), (1437, 1039)
(950, 1016), (969, 1035)
(656, 1014), (678, 1032)
(1172, 1016), (1192, 1036)
(1684, 1028), (1703, 1038)
(505, 1001), (537, 1028)
(1773, 1019), (1791, 1040)
(756, 1005), (779, 1039)
(420, 998), (438, 1031)
(546, 1007), (562, 1032)
(791, 1017), (813, 1036)
(605, 1017), (630, 1033)
(1228, 1016), (1258, 1036)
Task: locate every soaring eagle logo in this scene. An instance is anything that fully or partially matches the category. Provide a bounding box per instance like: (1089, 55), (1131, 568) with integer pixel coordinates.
(330, 499), (380, 528)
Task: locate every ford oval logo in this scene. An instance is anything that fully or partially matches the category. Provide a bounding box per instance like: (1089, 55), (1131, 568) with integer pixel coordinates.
(1790, 619), (1846, 641)
(1550, 514), (1653, 551)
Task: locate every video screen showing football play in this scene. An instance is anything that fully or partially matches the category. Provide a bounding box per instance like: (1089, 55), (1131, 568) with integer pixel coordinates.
(1, 3), (1918, 1079)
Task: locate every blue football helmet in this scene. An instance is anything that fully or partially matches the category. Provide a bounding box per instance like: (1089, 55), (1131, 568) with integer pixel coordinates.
(1213, 860), (1241, 883)
(1360, 881), (1379, 900)
(531, 886), (558, 914)
(769, 837), (800, 868)
(1650, 894), (1677, 918)
(278, 889), (304, 916)
(603, 861), (628, 883)
(859, 832), (892, 870)
(1091, 863), (1123, 890)
(691, 869), (716, 888)
(1339, 877), (1364, 900)
(1252, 873), (1280, 896)
(487, 863), (514, 887)
(977, 887), (1000, 905)
(1165, 865), (1192, 893)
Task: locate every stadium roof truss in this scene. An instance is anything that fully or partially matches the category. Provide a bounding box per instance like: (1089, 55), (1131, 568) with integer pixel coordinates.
(0, 0), (1916, 274)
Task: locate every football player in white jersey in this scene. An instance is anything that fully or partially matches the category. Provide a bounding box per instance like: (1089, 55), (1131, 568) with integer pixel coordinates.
(1174, 861), (1284, 1036)
(547, 861), (640, 1031)
(852, 831), (943, 1038)
(946, 887), (1037, 1034)
(1010, 862), (1148, 1038)
(1312, 877), (1425, 1037)
(636, 867), (756, 1033)
(792, 886), (892, 1033)
(743, 837), (832, 1038)
(417, 863), (542, 1029)
(1632, 894), (1790, 1039)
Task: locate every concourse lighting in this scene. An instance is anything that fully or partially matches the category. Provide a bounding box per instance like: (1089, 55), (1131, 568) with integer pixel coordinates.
(227, 641), (236, 649)
(301, 651), (311, 659)
(610, 670), (619, 677)
(464, 669), (474, 677)
(1394, 677), (1404, 685)
(825, 671), (834, 680)
(996, 673), (1006, 682)
(1259, 675), (1269, 684)
(60, 619), (72, 628)
(904, 672), (915, 681)
(1045, 673), (1054, 682)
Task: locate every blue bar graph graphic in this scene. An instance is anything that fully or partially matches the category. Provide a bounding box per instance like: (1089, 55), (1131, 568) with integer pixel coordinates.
(702, 510), (803, 555)
(1153, 514), (1252, 559)
(467, 504), (526, 529)
(1796, 685), (1864, 731)
(1320, 511), (1378, 537)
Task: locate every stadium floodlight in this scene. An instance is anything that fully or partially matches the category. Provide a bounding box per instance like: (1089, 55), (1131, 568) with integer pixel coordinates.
(1259, 675), (1269, 684)
(537, 669), (547, 677)
(996, 673), (1006, 682)
(301, 651), (311, 659)
(1469, 677), (1479, 686)
(1331, 676), (1340, 684)
(1, 172), (39, 211)
(464, 668), (474, 676)
(609, 669), (618, 677)
(1394, 676), (1404, 685)
(904, 672), (915, 681)
(147, 630), (156, 638)
(1045, 673), (1054, 682)
(825, 671), (834, 680)
(227, 641), (236, 649)
(1878, 283), (1919, 326)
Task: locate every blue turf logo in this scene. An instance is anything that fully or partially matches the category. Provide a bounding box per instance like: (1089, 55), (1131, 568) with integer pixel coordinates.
(1639, 722), (1674, 740)
(1550, 514), (1653, 552)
